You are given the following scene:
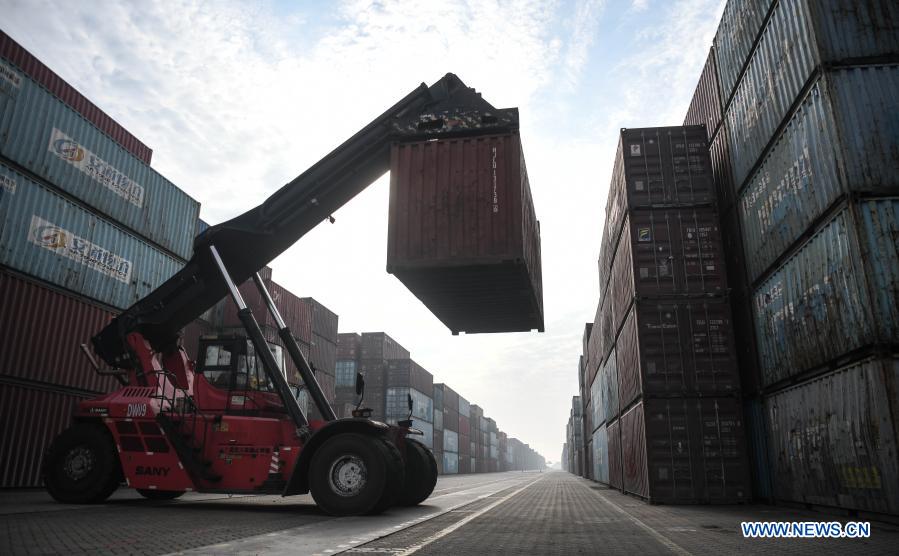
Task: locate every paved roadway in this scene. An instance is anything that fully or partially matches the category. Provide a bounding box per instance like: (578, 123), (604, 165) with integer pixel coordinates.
(2, 471), (897, 555)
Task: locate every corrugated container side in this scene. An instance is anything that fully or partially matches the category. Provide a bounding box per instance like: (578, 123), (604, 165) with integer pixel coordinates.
(360, 332), (410, 361)
(337, 333), (362, 359)
(713, 0), (774, 108)
(601, 347), (619, 425)
(753, 199), (899, 385)
(612, 208), (728, 328)
(593, 423), (609, 484)
(443, 408), (459, 432)
(214, 277), (313, 344)
(684, 47), (723, 138)
(442, 452), (458, 474)
(458, 415), (470, 436)
(744, 397), (773, 500)
(0, 271), (119, 392)
(458, 433), (470, 456)
(739, 65), (899, 282)
(766, 356), (899, 514)
(726, 1), (899, 194)
(709, 125), (737, 210)
(301, 297), (339, 343)
(600, 150), (626, 295)
(600, 293), (615, 362)
(458, 396), (470, 418)
(310, 333), (337, 376)
(0, 173), (182, 309)
(0, 382), (88, 487)
(616, 297), (740, 403)
(590, 363), (603, 431)
(608, 418), (622, 490)
(587, 301), (603, 387)
(0, 32), (153, 164)
(621, 404), (648, 499)
(386, 358), (434, 395)
(0, 81), (197, 258)
(387, 133), (543, 334)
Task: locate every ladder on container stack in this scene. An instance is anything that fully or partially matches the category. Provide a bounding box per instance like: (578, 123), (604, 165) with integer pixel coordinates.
(150, 371), (221, 483)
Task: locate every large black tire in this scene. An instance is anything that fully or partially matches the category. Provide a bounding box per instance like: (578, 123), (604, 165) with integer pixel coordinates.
(43, 422), (121, 504)
(398, 439), (438, 506)
(370, 437), (405, 514)
(136, 489), (185, 500)
(309, 432), (395, 516)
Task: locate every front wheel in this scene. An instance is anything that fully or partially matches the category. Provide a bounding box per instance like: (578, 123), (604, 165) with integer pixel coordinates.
(43, 422), (121, 504)
(137, 489), (184, 500)
(309, 433), (395, 516)
(398, 439), (438, 506)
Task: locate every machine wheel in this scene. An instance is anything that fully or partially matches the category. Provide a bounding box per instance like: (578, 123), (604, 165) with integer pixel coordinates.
(136, 489), (185, 500)
(398, 439), (438, 506)
(43, 422), (121, 504)
(370, 437), (405, 514)
(309, 432), (395, 516)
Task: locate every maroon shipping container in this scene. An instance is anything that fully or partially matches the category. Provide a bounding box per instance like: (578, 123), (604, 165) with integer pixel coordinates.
(608, 418), (623, 490)
(0, 31), (153, 165)
(216, 275), (313, 345)
(586, 302), (603, 389)
(434, 429), (444, 453)
(620, 398), (748, 504)
(615, 297), (740, 409)
(611, 208), (728, 329)
(600, 293), (615, 362)
(337, 333), (362, 359)
(387, 132), (544, 334)
(0, 271), (119, 393)
(683, 48), (723, 140)
(386, 358), (434, 395)
(458, 454), (470, 473)
(300, 298), (339, 343)
(458, 415), (470, 436)
(582, 323), (593, 362)
(441, 384), (459, 412)
(601, 126), (715, 294)
(360, 332), (410, 361)
(310, 333), (337, 376)
(181, 318), (214, 363)
(0, 382), (91, 487)
(443, 408), (459, 432)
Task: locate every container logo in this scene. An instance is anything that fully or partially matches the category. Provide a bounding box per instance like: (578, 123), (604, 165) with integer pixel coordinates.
(637, 227), (651, 242)
(52, 138), (85, 162)
(630, 144), (642, 156)
(0, 60), (22, 89)
(29, 215), (133, 283)
(48, 128), (145, 208)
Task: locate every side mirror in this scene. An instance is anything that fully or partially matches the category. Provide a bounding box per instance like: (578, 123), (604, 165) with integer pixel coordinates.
(355, 372), (365, 396)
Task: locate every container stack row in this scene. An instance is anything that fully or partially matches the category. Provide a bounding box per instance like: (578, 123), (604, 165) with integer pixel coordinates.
(335, 332), (545, 475)
(0, 32), (205, 488)
(683, 0), (899, 516)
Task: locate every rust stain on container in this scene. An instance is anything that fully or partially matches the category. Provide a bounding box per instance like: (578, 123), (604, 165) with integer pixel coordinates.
(621, 398), (748, 504)
(387, 132), (543, 334)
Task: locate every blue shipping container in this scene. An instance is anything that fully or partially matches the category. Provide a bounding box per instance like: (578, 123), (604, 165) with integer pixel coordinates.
(725, 0), (899, 192)
(444, 429), (458, 453)
(766, 356), (899, 515)
(590, 362), (603, 431)
(442, 452), (458, 474)
(601, 347), (619, 424)
(744, 397), (772, 500)
(713, 0), (774, 108)
(0, 56), (199, 259)
(0, 162), (183, 309)
(739, 65), (899, 282)
(593, 423), (609, 484)
(752, 198), (899, 386)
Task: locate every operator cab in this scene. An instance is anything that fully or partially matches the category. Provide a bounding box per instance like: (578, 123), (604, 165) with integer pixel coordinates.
(194, 334), (288, 415)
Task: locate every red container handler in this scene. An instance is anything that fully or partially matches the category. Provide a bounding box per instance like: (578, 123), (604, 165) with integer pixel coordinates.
(387, 132), (543, 334)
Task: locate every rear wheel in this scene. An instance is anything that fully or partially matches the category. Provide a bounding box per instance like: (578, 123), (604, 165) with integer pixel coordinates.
(43, 422), (121, 504)
(398, 439), (438, 506)
(371, 438), (405, 513)
(309, 433), (393, 516)
(137, 489), (184, 500)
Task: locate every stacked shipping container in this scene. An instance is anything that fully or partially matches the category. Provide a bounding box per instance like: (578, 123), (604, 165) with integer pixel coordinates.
(683, 0), (899, 515)
(583, 125), (748, 504)
(0, 35), (204, 487)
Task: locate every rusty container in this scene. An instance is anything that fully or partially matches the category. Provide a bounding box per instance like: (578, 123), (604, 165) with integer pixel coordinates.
(387, 132), (543, 334)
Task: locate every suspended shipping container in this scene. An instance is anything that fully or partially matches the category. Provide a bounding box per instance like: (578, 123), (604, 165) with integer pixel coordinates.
(0, 32), (153, 164)
(615, 297), (740, 409)
(725, 0), (899, 192)
(0, 168), (183, 309)
(738, 65), (899, 282)
(387, 132), (544, 334)
(753, 198), (899, 386)
(620, 397), (748, 504)
(766, 356), (899, 515)
(0, 75), (198, 258)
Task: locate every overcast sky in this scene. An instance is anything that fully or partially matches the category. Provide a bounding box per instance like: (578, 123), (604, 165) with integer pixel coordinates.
(3, 0), (725, 463)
